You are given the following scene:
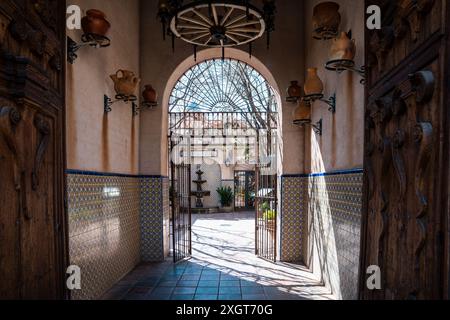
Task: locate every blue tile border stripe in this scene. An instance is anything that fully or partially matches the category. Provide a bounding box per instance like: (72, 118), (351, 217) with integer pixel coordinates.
(67, 168), (363, 180)
(66, 169), (168, 179)
(281, 168), (363, 178)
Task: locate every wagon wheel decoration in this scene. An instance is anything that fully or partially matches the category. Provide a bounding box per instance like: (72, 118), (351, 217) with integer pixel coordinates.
(169, 2), (266, 48)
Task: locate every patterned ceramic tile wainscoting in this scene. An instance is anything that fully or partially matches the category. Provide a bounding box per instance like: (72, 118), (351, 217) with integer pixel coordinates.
(309, 170), (363, 300)
(140, 176), (170, 262)
(280, 176), (308, 263)
(280, 170), (363, 300)
(67, 172), (141, 300)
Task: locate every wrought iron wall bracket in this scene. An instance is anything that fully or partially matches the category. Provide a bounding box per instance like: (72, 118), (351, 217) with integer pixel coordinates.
(131, 101), (158, 116)
(67, 34), (111, 64)
(104, 95), (113, 113)
(141, 101), (158, 110)
(132, 102), (139, 116)
(325, 59), (366, 85)
(312, 118), (323, 136)
(104, 94), (138, 115)
(293, 118), (323, 136)
(303, 93), (336, 113)
(286, 96), (301, 103)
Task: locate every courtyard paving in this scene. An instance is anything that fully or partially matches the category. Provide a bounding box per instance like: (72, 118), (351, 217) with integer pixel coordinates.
(102, 212), (334, 300)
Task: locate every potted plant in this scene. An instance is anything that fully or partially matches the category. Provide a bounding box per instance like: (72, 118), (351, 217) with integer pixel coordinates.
(217, 186), (234, 213)
(261, 201), (276, 233)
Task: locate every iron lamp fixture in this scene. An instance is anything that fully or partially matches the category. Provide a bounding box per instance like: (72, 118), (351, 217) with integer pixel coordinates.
(104, 94), (138, 116)
(303, 93), (336, 113)
(157, 0), (276, 57)
(325, 59), (366, 84)
(67, 34), (111, 64)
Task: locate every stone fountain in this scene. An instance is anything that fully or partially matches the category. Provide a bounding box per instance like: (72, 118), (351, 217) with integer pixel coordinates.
(191, 165), (211, 208)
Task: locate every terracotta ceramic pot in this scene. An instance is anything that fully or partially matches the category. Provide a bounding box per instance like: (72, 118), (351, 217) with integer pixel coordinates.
(292, 101), (311, 126)
(81, 9), (111, 36)
(304, 68), (324, 96)
(287, 81), (303, 100)
(110, 70), (141, 96)
(312, 2), (341, 39)
(330, 31), (356, 61)
(142, 85), (158, 103)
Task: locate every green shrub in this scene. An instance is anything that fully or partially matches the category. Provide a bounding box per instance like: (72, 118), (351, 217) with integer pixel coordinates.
(260, 201), (270, 212)
(217, 186), (234, 207)
(263, 209), (276, 220)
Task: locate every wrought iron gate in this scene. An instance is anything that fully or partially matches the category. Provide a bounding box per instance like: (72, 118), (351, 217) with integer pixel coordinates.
(255, 128), (278, 262)
(170, 136), (192, 263)
(255, 169), (277, 262)
(169, 111), (278, 262)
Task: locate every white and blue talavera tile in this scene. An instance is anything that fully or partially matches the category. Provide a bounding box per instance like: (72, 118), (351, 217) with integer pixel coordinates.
(66, 173), (141, 300)
(140, 177), (166, 262)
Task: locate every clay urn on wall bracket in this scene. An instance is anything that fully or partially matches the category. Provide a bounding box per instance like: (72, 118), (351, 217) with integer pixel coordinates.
(303, 68), (336, 114)
(67, 9), (111, 64)
(81, 9), (111, 36)
(329, 31), (356, 61)
(312, 2), (341, 40)
(292, 100), (311, 126)
(131, 85), (159, 115)
(110, 70), (141, 98)
(292, 100), (323, 136)
(104, 70), (141, 115)
(304, 68), (324, 96)
(286, 81), (303, 103)
(325, 31), (366, 85)
(142, 85), (158, 108)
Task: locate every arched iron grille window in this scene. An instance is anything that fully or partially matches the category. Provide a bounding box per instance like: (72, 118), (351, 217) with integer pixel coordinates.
(169, 58), (277, 114)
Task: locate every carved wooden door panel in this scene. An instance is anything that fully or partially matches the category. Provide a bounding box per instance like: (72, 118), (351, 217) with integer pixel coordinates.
(360, 0), (449, 299)
(0, 0), (67, 299)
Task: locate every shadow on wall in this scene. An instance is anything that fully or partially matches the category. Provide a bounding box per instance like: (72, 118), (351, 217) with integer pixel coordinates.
(306, 134), (342, 299)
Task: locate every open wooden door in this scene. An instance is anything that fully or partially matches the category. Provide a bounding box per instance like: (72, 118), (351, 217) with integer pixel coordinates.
(360, 0), (449, 299)
(0, 1), (68, 299)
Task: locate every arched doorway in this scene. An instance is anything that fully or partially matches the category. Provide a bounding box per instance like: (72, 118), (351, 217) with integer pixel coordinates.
(167, 56), (280, 263)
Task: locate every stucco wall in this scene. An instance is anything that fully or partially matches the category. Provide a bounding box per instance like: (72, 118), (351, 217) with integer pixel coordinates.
(304, 0), (364, 173)
(66, 0), (140, 175)
(303, 0), (365, 300)
(65, 0), (141, 299)
(139, 0), (306, 177)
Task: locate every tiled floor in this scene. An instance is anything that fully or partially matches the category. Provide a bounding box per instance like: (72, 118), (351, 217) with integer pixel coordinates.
(102, 212), (334, 300)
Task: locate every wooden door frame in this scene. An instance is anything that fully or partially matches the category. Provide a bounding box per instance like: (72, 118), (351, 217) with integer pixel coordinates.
(359, 0), (449, 299)
(0, 1), (69, 299)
